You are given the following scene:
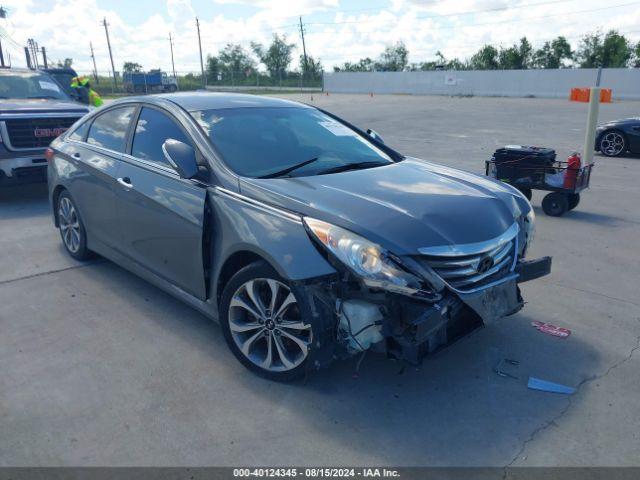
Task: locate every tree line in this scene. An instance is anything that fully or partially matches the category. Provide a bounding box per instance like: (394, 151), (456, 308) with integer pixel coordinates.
(333, 30), (640, 72)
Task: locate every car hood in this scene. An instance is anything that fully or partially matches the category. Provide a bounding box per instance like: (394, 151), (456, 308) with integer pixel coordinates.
(598, 117), (640, 128)
(0, 98), (89, 115)
(240, 158), (528, 255)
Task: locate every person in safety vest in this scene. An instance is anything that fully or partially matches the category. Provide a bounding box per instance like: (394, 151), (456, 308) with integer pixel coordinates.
(70, 76), (103, 107)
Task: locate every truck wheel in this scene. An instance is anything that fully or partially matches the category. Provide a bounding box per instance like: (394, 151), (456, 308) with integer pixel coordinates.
(568, 193), (580, 210)
(542, 192), (568, 217)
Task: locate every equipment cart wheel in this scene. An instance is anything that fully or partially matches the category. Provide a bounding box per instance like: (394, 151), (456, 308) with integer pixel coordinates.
(517, 187), (533, 201)
(542, 192), (569, 216)
(568, 193), (580, 210)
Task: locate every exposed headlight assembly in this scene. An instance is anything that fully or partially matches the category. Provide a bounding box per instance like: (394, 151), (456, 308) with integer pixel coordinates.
(304, 217), (430, 296)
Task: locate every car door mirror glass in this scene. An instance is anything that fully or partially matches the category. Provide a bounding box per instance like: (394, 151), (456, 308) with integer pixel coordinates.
(366, 128), (384, 144)
(162, 139), (198, 179)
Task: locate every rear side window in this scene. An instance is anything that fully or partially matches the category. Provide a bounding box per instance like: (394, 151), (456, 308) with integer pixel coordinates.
(68, 122), (90, 142)
(86, 106), (135, 152)
(131, 107), (192, 167)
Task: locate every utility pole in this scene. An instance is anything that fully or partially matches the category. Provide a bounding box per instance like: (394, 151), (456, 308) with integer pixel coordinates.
(169, 33), (177, 81)
(0, 38), (5, 68)
(299, 16), (308, 82)
(27, 39), (39, 68)
(41, 46), (47, 68)
(102, 17), (118, 90)
(195, 17), (205, 88)
(90, 42), (99, 84)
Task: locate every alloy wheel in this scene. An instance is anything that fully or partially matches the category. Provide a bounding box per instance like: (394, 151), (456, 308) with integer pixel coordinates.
(600, 132), (625, 156)
(228, 278), (312, 372)
(58, 197), (81, 253)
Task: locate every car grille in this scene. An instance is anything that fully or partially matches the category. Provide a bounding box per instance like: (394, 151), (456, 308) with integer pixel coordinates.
(415, 225), (519, 292)
(4, 117), (79, 149)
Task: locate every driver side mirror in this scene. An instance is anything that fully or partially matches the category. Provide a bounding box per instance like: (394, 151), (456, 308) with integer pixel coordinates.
(366, 129), (385, 144)
(162, 139), (199, 179)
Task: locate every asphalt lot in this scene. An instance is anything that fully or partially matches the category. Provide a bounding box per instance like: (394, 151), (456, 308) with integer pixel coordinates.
(1, 94), (639, 468)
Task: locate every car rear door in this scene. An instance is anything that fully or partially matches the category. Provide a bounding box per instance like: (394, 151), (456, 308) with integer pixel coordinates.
(114, 105), (208, 300)
(63, 105), (136, 250)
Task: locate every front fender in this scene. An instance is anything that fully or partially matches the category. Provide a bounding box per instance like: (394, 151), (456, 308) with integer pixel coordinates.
(210, 187), (337, 283)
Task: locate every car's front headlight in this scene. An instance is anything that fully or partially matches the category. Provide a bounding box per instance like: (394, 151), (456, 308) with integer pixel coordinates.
(304, 217), (428, 295)
(523, 208), (535, 254)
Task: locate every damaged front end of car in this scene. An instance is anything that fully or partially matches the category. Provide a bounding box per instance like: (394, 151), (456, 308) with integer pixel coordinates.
(299, 213), (552, 369)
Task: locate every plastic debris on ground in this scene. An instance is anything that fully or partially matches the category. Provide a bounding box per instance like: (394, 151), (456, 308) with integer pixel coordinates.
(531, 320), (571, 338)
(527, 377), (576, 394)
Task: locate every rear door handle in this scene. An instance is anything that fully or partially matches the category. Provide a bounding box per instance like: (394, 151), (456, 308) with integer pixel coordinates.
(117, 177), (133, 188)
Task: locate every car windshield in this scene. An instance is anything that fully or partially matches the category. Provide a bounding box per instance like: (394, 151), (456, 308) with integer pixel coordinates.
(191, 107), (393, 178)
(0, 71), (69, 100)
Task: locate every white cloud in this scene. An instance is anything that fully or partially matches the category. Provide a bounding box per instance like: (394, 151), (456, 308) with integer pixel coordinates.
(0, 0), (637, 75)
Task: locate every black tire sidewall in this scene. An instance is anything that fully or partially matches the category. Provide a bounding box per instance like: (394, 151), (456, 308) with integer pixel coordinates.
(542, 192), (568, 216)
(568, 193), (580, 210)
(57, 191), (91, 261)
(219, 261), (314, 382)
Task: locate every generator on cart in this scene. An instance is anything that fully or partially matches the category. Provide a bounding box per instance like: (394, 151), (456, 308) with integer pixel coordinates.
(486, 145), (593, 217)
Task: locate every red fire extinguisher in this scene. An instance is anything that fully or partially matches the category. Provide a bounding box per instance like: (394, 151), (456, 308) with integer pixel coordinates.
(563, 152), (581, 189)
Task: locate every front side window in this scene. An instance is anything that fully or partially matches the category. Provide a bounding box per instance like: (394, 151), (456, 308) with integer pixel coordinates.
(86, 106), (135, 152)
(0, 71), (69, 100)
(191, 107), (393, 178)
(131, 107), (192, 167)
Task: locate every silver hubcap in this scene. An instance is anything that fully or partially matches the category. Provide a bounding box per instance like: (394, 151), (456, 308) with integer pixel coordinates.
(229, 278), (312, 372)
(58, 197), (81, 253)
(601, 132), (625, 156)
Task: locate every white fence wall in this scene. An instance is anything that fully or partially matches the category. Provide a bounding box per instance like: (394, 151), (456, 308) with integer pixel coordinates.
(322, 69), (640, 100)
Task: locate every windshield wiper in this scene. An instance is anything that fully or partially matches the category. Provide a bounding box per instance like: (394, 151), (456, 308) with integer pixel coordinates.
(316, 161), (389, 175)
(259, 157), (320, 179)
(28, 95), (60, 99)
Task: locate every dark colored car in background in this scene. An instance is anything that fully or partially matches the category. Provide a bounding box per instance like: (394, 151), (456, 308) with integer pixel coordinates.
(596, 117), (640, 157)
(47, 92), (551, 381)
(0, 68), (89, 185)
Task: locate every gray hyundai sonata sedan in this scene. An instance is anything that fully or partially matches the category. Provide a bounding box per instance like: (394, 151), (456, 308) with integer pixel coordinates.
(47, 92), (551, 380)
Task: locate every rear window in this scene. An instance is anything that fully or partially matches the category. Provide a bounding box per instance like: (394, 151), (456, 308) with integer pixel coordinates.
(86, 107), (135, 152)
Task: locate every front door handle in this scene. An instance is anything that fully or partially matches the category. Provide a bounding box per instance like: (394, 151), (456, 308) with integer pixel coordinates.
(117, 177), (133, 189)
(72, 152), (81, 159)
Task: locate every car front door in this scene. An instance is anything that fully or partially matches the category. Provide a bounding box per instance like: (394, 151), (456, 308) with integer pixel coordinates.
(63, 105), (136, 250)
(114, 105), (208, 300)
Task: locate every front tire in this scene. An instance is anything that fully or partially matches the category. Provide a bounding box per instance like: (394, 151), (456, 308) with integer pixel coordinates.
(542, 192), (568, 217)
(599, 130), (627, 157)
(219, 261), (314, 381)
(56, 191), (92, 260)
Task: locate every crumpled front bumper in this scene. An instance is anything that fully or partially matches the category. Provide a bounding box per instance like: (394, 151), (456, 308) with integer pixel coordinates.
(387, 256), (552, 363)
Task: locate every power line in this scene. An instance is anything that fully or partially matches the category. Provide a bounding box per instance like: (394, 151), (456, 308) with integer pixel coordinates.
(306, 1), (640, 34)
(306, 0), (581, 26)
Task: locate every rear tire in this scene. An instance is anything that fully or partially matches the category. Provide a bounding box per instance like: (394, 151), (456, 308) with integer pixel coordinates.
(56, 191), (93, 260)
(219, 261), (315, 382)
(599, 130), (627, 157)
(542, 192), (568, 217)
(568, 193), (580, 210)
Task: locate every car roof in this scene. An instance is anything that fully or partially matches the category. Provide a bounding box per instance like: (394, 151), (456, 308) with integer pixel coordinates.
(146, 91), (312, 112)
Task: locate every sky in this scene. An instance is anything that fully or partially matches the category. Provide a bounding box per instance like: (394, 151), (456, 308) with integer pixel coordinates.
(0, 0), (639, 75)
